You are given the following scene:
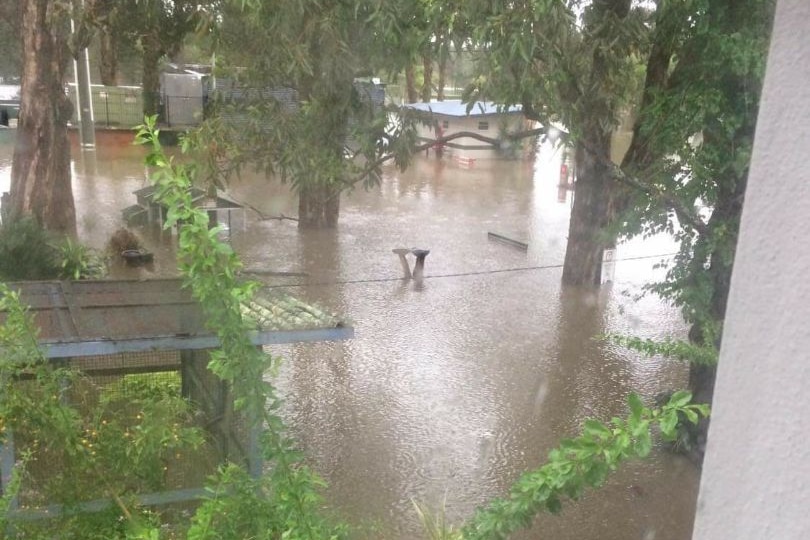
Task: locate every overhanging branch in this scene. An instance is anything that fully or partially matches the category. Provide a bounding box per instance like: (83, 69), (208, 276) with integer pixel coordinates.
(607, 158), (709, 236)
(343, 126), (552, 193)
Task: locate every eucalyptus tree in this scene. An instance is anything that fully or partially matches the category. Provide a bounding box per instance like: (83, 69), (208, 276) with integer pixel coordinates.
(617, 0), (774, 422)
(462, 0), (774, 458)
(8, 1), (80, 234)
(81, 0), (123, 86)
(421, 0), (466, 102)
(96, 0), (214, 115)
(463, 0), (649, 286)
(0, 0), (21, 80)
(198, 0), (418, 228)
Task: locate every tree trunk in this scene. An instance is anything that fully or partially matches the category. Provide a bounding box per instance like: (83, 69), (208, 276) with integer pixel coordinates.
(682, 0), (766, 466)
(98, 27), (118, 86)
(298, 184), (340, 229)
(404, 63), (418, 103)
(437, 38), (448, 101)
(295, 68), (348, 229)
(685, 139), (749, 463)
(561, 137), (615, 286)
(561, 0), (630, 287)
(421, 50), (433, 102)
(9, 0), (76, 235)
(142, 42), (163, 118)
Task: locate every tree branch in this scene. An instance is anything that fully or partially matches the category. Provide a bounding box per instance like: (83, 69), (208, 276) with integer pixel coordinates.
(225, 195), (299, 222)
(343, 126), (552, 193)
(608, 159), (708, 236)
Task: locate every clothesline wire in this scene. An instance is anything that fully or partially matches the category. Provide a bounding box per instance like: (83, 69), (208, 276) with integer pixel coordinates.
(255, 252), (678, 289)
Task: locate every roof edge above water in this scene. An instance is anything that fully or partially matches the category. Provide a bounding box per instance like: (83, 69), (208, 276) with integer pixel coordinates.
(402, 100), (523, 117)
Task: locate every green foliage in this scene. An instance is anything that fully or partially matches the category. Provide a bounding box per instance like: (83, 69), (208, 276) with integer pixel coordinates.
(0, 0), (21, 78)
(0, 458), (23, 530)
(607, 334), (719, 366)
(0, 283), (205, 538)
(57, 238), (107, 280)
(187, 462), (347, 540)
(460, 392), (709, 540)
(190, 0), (422, 227)
(615, 0), (775, 333)
(103, 372), (182, 403)
(460, 0), (650, 143)
(414, 498), (459, 540)
(135, 116), (348, 538)
(0, 217), (61, 280)
(0, 218), (107, 281)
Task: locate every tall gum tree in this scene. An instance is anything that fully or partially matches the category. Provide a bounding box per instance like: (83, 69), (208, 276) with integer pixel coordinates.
(461, 0), (773, 460)
(463, 0), (646, 286)
(197, 0), (420, 229)
(97, 0), (211, 116)
(615, 0), (774, 460)
(9, 0), (77, 235)
(0, 0), (21, 79)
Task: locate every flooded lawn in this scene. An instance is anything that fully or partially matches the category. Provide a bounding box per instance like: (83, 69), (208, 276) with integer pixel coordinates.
(0, 134), (697, 539)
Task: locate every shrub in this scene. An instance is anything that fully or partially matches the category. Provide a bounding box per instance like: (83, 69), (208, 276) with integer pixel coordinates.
(57, 237), (107, 280)
(108, 228), (143, 254)
(0, 217), (61, 280)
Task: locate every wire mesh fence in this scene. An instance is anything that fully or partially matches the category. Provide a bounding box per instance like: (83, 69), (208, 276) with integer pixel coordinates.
(66, 85), (206, 129)
(3, 348), (256, 516)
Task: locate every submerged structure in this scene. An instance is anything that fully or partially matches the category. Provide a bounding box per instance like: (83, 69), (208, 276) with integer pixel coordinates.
(402, 100), (527, 165)
(0, 278), (352, 519)
(123, 185), (245, 234)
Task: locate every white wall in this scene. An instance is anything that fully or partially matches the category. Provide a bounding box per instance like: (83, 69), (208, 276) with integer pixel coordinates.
(691, 2), (810, 538)
(415, 114), (525, 161)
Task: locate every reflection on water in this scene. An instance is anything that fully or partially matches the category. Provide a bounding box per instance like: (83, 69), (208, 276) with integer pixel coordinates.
(0, 134), (696, 539)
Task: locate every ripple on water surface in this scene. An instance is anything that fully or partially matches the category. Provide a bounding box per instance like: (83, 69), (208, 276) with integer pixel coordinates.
(0, 135), (697, 539)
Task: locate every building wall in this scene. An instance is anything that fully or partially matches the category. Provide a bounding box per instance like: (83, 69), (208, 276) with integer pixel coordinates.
(691, 2), (810, 538)
(415, 113), (526, 161)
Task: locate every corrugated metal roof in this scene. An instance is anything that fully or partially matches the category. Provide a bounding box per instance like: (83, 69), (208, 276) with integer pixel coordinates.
(402, 100), (522, 117)
(133, 186), (242, 210)
(2, 279), (352, 358)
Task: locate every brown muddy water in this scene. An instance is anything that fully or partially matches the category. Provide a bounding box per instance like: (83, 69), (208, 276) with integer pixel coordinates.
(0, 133), (698, 539)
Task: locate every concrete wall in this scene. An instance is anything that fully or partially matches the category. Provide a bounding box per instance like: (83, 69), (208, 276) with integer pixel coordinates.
(691, 2), (810, 538)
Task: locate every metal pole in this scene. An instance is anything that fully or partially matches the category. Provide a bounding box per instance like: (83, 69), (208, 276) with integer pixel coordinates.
(1, 431), (18, 512)
(70, 13), (95, 148)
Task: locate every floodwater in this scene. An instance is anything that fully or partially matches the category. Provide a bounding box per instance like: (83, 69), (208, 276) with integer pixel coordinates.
(0, 133), (698, 539)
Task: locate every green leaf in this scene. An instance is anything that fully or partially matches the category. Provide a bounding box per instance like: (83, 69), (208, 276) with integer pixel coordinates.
(628, 393), (644, 421)
(659, 411), (679, 440)
(584, 419), (611, 439)
(634, 430), (652, 457)
(668, 390), (693, 408)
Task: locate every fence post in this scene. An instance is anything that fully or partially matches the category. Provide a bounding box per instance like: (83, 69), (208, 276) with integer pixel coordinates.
(0, 431), (18, 511)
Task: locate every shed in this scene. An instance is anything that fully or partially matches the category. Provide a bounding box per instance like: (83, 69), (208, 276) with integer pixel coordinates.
(124, 185), (245, 233)
(161, 70), (206, 127)
(0, 84), (20, 123)
(402, 100), (527, 163)
(0, 279), (352, 518)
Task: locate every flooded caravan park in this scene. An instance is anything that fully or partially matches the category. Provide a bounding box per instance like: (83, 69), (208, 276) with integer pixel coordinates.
(0, 134), (698, 539)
